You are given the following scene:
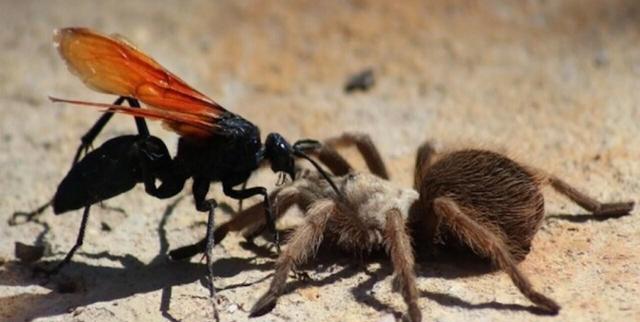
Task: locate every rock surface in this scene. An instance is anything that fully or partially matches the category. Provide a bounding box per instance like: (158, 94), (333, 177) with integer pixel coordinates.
(1, 1), (638, 321)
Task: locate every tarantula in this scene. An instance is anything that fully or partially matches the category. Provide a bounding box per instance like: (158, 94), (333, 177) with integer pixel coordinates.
(211, 133), (634, 321)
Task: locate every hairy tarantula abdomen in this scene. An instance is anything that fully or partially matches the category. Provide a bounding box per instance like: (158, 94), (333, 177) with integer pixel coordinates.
(415, 149), (545, 260)
(409, 142), (634, 315)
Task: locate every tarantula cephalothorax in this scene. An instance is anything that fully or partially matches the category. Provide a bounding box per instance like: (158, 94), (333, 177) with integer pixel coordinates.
(213, 133), (422, 321)
(211, 133), (634, 321)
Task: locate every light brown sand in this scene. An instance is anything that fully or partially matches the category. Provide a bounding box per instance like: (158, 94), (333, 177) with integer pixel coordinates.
(1, 1), (638, 321)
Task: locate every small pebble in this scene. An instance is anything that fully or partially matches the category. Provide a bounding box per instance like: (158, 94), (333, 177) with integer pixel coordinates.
(101, 222), (112, 232)
(345, 68), (375, 93)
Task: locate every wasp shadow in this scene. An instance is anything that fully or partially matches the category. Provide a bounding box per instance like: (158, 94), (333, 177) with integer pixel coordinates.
(0, 197), (274, 321)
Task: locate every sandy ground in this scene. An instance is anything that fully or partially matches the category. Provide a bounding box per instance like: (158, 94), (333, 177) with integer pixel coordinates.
(1, 1), (639, 321)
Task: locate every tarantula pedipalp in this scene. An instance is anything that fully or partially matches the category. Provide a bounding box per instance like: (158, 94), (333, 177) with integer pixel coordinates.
(211, 133), (634, 321)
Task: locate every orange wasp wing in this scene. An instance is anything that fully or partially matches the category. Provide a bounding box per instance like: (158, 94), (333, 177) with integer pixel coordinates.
(54, 27), (227, 138)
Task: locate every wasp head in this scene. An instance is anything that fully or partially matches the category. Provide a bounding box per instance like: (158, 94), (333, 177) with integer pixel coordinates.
(264, 133), (295, 180)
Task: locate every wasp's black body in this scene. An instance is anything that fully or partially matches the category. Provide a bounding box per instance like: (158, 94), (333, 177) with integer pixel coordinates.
(15, 28), (339, 303)
(53, 135), (169, 213)
(30, 97), (331, 301)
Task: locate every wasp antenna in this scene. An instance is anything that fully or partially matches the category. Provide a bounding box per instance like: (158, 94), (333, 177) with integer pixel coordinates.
(294, 150), (343, 198)
(292, 139), (322, 152)
(49, 96), (118, 109)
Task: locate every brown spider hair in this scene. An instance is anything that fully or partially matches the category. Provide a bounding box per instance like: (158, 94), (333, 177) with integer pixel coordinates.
(410, 142), (634, 314)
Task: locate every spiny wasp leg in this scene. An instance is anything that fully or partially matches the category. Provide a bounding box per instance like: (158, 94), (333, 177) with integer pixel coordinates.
(204, 199), (218, 298)
(34, 205), (91, 277)
(223, 184), (280, 253)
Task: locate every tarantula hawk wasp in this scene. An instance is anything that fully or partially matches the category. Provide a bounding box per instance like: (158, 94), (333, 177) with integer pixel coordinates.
(14, 27), (339, 299)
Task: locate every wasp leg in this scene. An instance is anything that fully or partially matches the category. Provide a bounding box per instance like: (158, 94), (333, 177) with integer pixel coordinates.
(69, 97), (122, 166)
(237, 180), (249, 211)
(124, 98), (150, 138)
(34, 205), (91, 277)
(223, 184), (279, 252)
(70, 96), (150, 166)
(192, 178), (221, 319)
(138, 137), (186, 200)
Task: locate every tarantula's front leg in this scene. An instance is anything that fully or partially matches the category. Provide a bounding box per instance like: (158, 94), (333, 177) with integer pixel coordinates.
(301, 132), (389, 178)
(546, 175), (634, 216)
(223, 186), (301, 244)
(168, 185), (301, 260)
(323, 132), (390, 179)
(222, 184), (281, 251)
(309, 144), (353, 177)
(384, 209), (421, 322)
(432, 197), (561, 314)
(250, 200), (335, 317)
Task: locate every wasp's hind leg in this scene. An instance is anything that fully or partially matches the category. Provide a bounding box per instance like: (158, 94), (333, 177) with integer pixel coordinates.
(35, 135), (174, 277)
(33, 206), (92, 278)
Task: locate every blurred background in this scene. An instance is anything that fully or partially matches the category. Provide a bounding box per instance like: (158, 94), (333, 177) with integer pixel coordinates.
(1, 1), (638, 321)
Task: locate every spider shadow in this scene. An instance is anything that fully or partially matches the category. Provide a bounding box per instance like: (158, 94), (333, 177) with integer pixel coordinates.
(269, 241), (371, 293)
(249, 239), (548, 318)
(0, 197), (273, 322)
(349, 248), (553, 317)
(545, 212), (630, 223)
(400, 210), (634, 315)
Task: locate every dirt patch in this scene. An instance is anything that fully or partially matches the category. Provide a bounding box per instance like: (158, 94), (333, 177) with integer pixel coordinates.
(1, 1), (638, 321)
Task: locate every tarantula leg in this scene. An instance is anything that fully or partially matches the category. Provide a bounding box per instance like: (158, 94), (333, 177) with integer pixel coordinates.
(250, 200), (334, 317)
(547, 176), (634, 216)
(223, 185), (280, 252)
(168, 203), (264, 261)
(240, 186), (301, 243)
(312, 144), (354, 176)
(218, 202), (265, 245)
(414, 142), (436, 190)
(432, 197), (561, 314)
(324, 132), (390, 179)
(384, 209), (421, 322)
(169, 186), (299, 260)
